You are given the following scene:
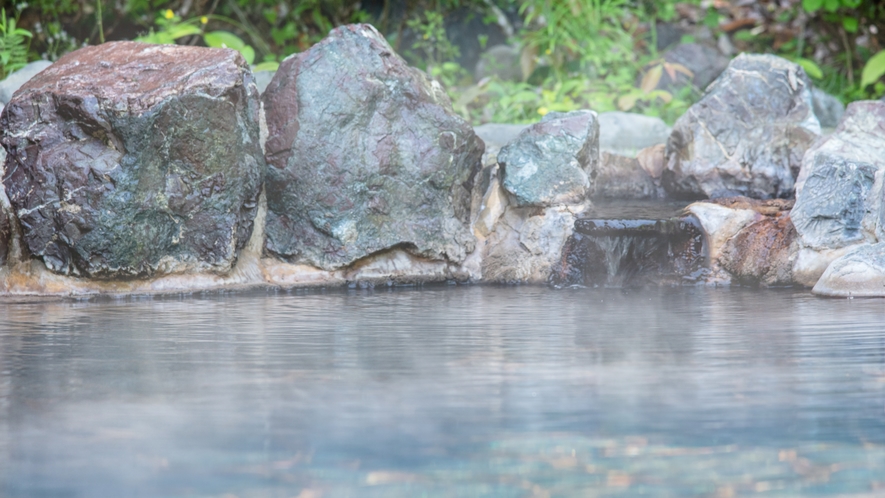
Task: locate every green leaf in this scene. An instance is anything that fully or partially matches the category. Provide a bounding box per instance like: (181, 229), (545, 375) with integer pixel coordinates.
(802, 0), (823, 11)
(861, 50), (885, 88)
(165, 24), (202, 40)
(252, 61), (279, 72)
(843, 0), (862, 6)
(842, 16), (858, 33)
(239, 45), (255, 65)
(796, 58), (824, 79)
(824, 0), (839, 12)
(204, 31), (246, 50)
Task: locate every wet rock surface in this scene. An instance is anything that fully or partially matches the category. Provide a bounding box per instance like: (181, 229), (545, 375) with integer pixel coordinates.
(719, 210), (797, 286)
(0, 41), (264, 278)
(688, 197), (796, 286)
(792, 101), (885, 252)
(813, 242), (885, 297)
(551, 216), (706, 288)
(262, 24), (482, 271)
(498, 110), (599, 207)
(790, 101), (885, 287)
(663, 54), (820, 200)
(482, 202), (589, 284)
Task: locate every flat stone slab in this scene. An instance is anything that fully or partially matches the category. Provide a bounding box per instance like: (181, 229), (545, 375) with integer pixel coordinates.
(1, 41), (264, 278)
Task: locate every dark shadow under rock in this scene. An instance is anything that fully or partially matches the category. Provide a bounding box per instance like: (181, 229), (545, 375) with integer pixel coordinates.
(551, 216), (706, 288)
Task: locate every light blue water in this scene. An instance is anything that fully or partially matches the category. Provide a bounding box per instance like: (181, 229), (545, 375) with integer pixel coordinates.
(1, 286), (884, 497)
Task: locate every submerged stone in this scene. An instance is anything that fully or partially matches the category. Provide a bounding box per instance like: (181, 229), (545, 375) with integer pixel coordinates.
(663, 54), (820, 199)
(0, 41), (264, 278)
(551, 216), (706, 288)
(262, 24), (482, 271)
(498, 110), (599, 207)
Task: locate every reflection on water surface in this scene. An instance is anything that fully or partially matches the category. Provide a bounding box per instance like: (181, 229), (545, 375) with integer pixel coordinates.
(1, 286), (884, 496)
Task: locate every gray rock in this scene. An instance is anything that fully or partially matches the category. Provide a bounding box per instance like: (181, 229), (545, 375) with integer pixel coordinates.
(655, 22), (686, 51)
(811, 87), (845, 129)
(473, 123), (528, 165)
(652, 43), (729, 93)
(598, 111), (671, 155)
(790, 101), (885, 285)
(262, 24), (482, 271)
(482, 202), (589, 284)
(498, 110), (599, 207)
(594, 152), (660, 200)
(252, 68), (275, 95)
(813, 242), (885, 297)
(474, 44), (522, 82)
(0, 103), (6, 266)
(0, 60), (52, 104)
(793, 101), (885, 251)
(663, 53), (820, 199)
(1, 42), (264, 278)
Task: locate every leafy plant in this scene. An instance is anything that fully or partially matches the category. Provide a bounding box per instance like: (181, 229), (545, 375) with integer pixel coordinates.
(0, 10), (33, 80)
(406, 10), (460, 76)
(135, 10), (278, 71)
(860, 50), (885, 89)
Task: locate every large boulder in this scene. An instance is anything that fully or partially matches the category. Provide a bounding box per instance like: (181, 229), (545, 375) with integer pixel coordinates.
(791, 101), (885, 286)
(663, 54), (820, 199)
(0, 60), (53, 104)
(0, 41), (264, 278)
(497, 110), (599, 207)
(262, 24), (482, 271)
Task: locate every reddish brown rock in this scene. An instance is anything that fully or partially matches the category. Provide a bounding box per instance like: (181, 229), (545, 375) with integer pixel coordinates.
(0, 41), (264, 278)
(718, 206), (797, 287)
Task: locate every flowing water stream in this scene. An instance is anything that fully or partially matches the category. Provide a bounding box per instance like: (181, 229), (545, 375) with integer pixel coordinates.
(1, 286), (884, 497)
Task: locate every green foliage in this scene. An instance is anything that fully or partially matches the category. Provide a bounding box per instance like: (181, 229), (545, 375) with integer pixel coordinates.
(406, 10), (460, 73)
(861, 50), (885, 89)
(135, 10), (278, 70)
(0, 10), (32, 80)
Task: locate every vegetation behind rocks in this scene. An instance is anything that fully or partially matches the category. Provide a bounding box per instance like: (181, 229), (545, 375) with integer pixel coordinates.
(3, 0), (885, 124)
